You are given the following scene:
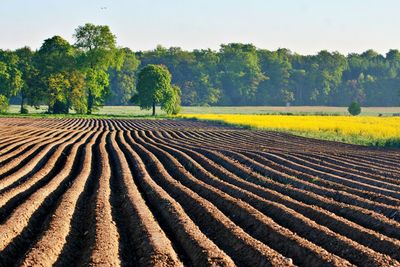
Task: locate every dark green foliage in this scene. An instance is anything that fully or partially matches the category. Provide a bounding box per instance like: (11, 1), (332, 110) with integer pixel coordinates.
(14, 47), (40, 112)
(34, 36), (77, 114)
(348, 101), (362, 116)
(135, 64), (181, 115)
(218, 44), (267, 105)
(74, 23), (120, 114)
(138, 45), (400, 107)
(0, 24), (399, 114)
(107, 48), (140, 105)
(0, 50), (24, 100)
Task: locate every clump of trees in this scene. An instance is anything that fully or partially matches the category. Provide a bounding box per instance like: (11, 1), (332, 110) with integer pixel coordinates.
(1, 24), (400, 114)
(0, 50), (23, 112)
(0, 23), (144, 115)
(137, 46), (400, 107)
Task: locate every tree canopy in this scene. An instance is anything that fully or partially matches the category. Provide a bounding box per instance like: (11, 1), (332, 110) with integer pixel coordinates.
(1, 24), (400, 115)
(134, 64), (181, 115)
(0, 50), (23, 101)
(74, 23), (121, 114)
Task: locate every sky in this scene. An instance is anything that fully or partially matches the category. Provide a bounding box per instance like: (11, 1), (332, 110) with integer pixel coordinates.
(1, 0), (399, 55)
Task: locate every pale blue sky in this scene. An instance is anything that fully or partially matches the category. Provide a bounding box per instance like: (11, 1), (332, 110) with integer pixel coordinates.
(1, 0), (399, 54)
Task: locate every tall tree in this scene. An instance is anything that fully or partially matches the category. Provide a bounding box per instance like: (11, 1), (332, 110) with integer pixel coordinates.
(74, 23), (121, 114)
(306, 51), (348, 105)
(14, 47), (39, 113)
(218, 43), (266, 105)
(107, 48), (140, 105)
(34, 36), (76, 113)
(0, 50), (24, 110)
(190, 49), (221, 105)
(134, 64), (180, 115)
(257, 49), (294, 105)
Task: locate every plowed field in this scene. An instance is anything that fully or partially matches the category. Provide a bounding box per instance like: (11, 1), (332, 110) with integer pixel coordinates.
(0, 118), (399, 267)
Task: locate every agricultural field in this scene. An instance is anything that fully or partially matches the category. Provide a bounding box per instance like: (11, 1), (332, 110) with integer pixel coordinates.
(0, 117), (399, 266)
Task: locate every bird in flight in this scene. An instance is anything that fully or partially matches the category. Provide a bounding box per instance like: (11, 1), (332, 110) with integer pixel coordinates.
(101, 7), (107, 10)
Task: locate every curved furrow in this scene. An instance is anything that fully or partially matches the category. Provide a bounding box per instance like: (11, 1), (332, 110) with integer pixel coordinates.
(170, 130), (400, 210)
(0, 118), (399, 266)
(89, 131), (121, 266)
(162, 130), (400, 212)
(0, 129), (60, 159)
(181, 130), (400, 193)
(356, 151), (400, 163)
(148, 130), (400, 261)
(156, 131), (400, 238)
(53, 135), (101, 266)
(249, 151), (400, 197)
(250, 130), (367, 152)
(222, 149), (400, 225)
(271, 150), (400, 188)
(20, 131), (99, 267)
(0, 131), (89, 266)
(117, 131), (240, 266)
(0, 132), (91, 214)
(138, 130), (397, 266)
(173, 130), (400, 188)
(0, 128), (46, 147)
(0, 130), (89, 198)
(124, 131), (295, 267)
(345, 153), (400, 171)
(0, 129), (69, 172)
(227, 150), (400, 210)
(0, 130), (78, 188)
(330, 153), (400, 175)
(63, 118), (80, 131)
(289, 152), (400, 184)
(130, 131), (347, 267)
(107, 131), (184, 266)
(173, 130), (400, 199)
(244, 151), (400, 203)
(304, 152), (400, 179)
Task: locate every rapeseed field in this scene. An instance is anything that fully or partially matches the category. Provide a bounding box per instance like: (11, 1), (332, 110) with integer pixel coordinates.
(181, 114), (400, 147)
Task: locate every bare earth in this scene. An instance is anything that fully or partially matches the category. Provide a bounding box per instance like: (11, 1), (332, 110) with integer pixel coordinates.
(0, 118), (399, 266)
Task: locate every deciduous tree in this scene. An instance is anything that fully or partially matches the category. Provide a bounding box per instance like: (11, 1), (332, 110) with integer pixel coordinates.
(0, 50), (24, 111)
(134, 64), (181, 115)
(74, 23), (121, 114)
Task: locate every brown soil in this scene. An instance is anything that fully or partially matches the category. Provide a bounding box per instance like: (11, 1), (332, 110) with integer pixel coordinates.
(0, 117), (399, 267)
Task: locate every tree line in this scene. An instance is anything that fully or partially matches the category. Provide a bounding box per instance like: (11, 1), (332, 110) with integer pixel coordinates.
(0, 24), (399, 114)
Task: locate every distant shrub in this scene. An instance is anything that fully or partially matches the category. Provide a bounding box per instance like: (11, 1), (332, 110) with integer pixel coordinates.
(348, 101), (361, 116)
(0, 95), (9, 113)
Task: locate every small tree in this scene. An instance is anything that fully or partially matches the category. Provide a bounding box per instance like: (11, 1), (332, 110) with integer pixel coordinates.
(135, 64), (181, 116)
(348, 101), (361, 116)
(162, 85), (181, 115)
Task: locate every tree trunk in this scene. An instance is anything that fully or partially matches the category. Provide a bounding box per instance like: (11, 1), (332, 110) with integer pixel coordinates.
(20, 96), (24, 113)
(152, 101), (156, 116)
(87, 91), (93, 115)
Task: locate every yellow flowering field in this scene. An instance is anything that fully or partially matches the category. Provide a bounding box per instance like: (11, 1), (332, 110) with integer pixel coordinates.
(181, 114), (400, 146)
